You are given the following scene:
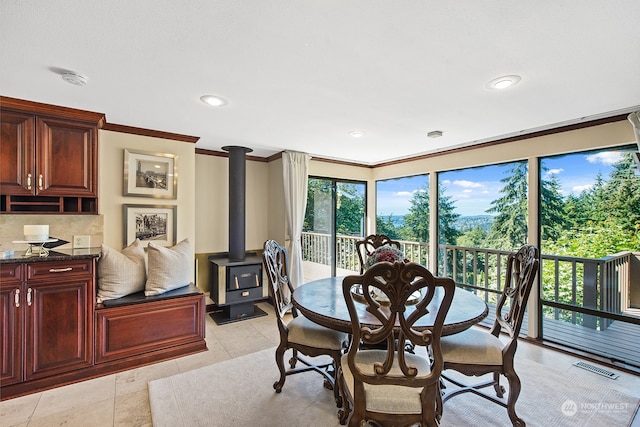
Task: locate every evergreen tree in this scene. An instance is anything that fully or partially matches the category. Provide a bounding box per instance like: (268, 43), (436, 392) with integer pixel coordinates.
(601, 153), (640, 233)
(336, 183), (365, 236)
(304, 178), (332, 233)
(486, 162), (528, 249)
(438, 189), (461, 245)
(457, 227), (488, 248)
(540, 171), (566, 241)
(403, 186), (429, 242)
(402, 182), (460, 245)
(376, 215), (401, 240)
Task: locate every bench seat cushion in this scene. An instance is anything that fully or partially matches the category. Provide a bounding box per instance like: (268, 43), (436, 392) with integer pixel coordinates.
(101, 283), (201, 308)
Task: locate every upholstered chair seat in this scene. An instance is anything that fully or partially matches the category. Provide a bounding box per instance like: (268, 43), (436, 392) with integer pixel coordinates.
(440, 327), (504, 365)
(262, 239), (347, 408)
(337, 261), (455, 427)
(287, 315), (347, 350)
(437, 244), (540, 427)
(340, 350), (432, 415)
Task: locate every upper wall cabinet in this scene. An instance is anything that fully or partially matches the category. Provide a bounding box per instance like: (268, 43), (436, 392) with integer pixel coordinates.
(0, 97), (105, 214)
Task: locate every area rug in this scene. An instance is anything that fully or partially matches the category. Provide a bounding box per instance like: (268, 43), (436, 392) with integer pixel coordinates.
(148, 348), (639, 427)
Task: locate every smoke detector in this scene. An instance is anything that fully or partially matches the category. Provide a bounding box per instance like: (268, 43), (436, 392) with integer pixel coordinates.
(61, 71), (88, 86)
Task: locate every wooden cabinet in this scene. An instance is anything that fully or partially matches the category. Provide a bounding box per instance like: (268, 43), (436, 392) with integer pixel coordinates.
(0, 97), (104, 214)
(0, 264), (22, 386)
(0, 259), (95, 387)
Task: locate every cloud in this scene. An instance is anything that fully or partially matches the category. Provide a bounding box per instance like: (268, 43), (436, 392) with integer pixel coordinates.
(452, 180), (483, 189)
(573, 184), (592, 192)
(585, 152), (622, 166)
(546, 168), (563, 176)
(394, 191), (413, 197)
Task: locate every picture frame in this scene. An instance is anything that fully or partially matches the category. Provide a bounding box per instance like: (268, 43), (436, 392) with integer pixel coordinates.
(123, 204), (177, 248)
(123, 149), (177, 199)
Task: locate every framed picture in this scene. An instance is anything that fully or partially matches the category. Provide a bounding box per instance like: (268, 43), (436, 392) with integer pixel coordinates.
(124, 149), (177, 199)
(123, 204), (177, 248)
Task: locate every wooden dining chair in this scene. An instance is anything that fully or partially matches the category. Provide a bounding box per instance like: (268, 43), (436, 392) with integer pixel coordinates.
(337, 261), (455, 426)
(262, 240), (348, 407)
(437, 244), (540, 427)
(356, 234), (402, 273)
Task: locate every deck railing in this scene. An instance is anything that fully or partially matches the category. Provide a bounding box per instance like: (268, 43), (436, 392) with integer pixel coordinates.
(301, 232), (638, 331)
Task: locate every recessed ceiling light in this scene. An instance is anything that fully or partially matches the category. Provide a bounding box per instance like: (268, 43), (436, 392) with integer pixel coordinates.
(200, 95), (228, 107)
(427, 130), (443, 138)
(349, 130), (365, 138)
(61, 71), (88, 86)
(487, 75), (521, 90)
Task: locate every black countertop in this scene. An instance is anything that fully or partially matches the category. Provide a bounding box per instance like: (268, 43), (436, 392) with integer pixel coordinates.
(0, 247), (102, 263)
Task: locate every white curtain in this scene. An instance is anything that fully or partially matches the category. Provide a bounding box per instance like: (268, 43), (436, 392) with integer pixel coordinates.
(628, 111), (640, 145)
(629, 111), (640, 171)
(282, 151), (310, 289)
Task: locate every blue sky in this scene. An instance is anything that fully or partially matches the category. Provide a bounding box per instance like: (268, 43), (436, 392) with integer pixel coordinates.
(376, 149), (626, 217)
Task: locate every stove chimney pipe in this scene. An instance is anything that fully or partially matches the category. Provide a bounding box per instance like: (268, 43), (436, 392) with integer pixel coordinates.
(223, 146), (252, 261)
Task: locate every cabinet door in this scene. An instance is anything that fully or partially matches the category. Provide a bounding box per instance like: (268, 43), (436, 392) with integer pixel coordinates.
(0, 110), (35, 195)
(0, 264), (23, 386)
(36, 116), (97, 197)
(24, 276), (94, 381)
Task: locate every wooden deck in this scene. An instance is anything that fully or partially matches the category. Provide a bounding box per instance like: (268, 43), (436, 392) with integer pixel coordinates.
(302, 261), (640, 371)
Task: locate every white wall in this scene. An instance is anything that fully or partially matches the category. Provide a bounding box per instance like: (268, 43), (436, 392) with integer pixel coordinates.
(99, 130), (196, 278)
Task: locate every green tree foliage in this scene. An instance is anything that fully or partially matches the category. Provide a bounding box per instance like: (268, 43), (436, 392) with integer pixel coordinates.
(438, 189), (461, 245)
(376, 215), (402, 240)
(486, 162), (528, 249)
(304, 178), (332, 233)
(457, 227), (488, 248)
(400, 183), (460, 244)
(336, 183), (365, 235)
(539, 171), (566, 241)
(403, 186), (429, 242)
(601, 153), (640, 233)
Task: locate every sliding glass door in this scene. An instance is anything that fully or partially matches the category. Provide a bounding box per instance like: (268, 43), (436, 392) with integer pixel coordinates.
(302, 177), (366, 280)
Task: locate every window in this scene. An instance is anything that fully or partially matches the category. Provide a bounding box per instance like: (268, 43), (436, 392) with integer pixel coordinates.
(539, 146), (640, 349)
(375, 174), (429, 265)
(302, 177), (366, 280)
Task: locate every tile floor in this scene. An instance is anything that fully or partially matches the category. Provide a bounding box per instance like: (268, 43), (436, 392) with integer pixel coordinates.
(1, 302), (639, 427)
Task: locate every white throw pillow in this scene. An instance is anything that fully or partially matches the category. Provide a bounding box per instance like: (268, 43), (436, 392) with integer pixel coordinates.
(97, 239), (146, 303)
(145, 238), (191, 296)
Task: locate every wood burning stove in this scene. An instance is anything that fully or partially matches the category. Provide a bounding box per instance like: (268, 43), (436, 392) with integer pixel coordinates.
(209, 254), (264, 323)
(208, 146), (267, 324)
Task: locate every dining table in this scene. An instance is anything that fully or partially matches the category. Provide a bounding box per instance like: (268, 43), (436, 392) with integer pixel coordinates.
(292, 276), (489, 335)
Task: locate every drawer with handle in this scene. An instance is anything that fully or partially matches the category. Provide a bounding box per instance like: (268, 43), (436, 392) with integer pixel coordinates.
(26, 259), (93, 280)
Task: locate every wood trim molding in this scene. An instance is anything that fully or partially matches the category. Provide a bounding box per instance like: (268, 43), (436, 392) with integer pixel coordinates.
(0, 96), (105, 127)
(102, 122), (199, 143)
(195, 147), (268, 162)
(373, 114), (630, 168)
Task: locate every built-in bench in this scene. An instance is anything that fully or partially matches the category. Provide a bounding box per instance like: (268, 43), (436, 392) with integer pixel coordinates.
(95, 283), (207, 365)
(1, 283), (207, 400)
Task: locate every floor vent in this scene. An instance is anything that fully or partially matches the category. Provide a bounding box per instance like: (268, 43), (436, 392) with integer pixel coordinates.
(573, 361), (619, 379)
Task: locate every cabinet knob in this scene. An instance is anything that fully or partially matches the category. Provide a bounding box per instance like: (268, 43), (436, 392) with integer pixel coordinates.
(38, 174), (44, 190)
(14, 288), (20, 308)
(27, 288), (32, 306)
(27, 173), (32, 190)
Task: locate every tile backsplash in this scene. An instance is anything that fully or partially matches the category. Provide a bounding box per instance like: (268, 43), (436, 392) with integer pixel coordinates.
(0, 214), (104, 252)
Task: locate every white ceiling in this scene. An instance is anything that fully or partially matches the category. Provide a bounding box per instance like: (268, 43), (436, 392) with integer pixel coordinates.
(2, 1), (639, 165)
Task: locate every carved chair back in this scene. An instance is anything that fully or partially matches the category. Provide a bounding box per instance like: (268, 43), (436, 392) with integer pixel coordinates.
(262, 240), (297, 330)
(491, 244), (540, 342)
(355, 234), (402, 273)
(341, 261), (455, 424)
